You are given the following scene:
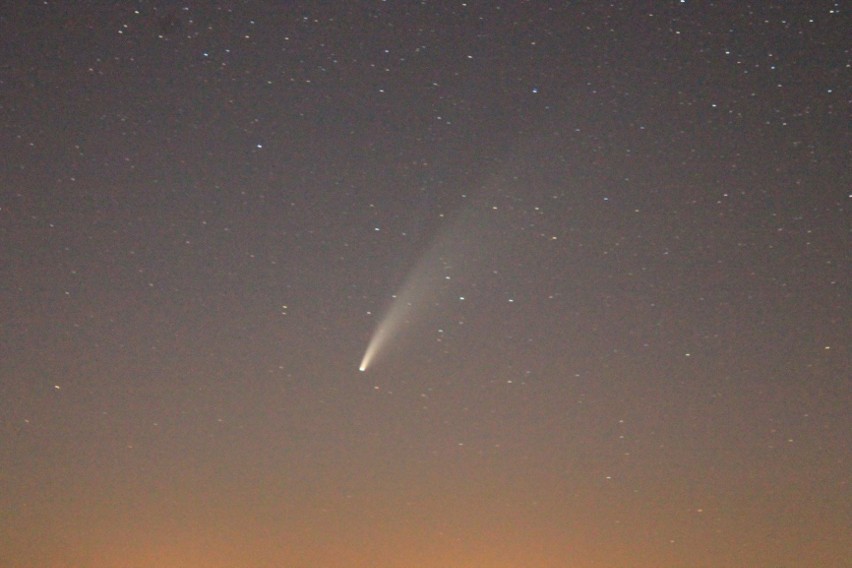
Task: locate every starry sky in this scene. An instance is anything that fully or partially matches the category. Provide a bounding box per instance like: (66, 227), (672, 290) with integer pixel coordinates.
(1, 2), (849, 567)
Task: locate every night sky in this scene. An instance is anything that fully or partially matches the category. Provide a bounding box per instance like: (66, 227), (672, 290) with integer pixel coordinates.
(1, 2), (849, 567)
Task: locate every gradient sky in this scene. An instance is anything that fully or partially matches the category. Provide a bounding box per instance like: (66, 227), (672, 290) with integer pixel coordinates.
(1, 2), (849, 567)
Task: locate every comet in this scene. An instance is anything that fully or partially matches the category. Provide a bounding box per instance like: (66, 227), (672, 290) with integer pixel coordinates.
(358, 202), (501, 372)
(357, 248), (439, 372)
